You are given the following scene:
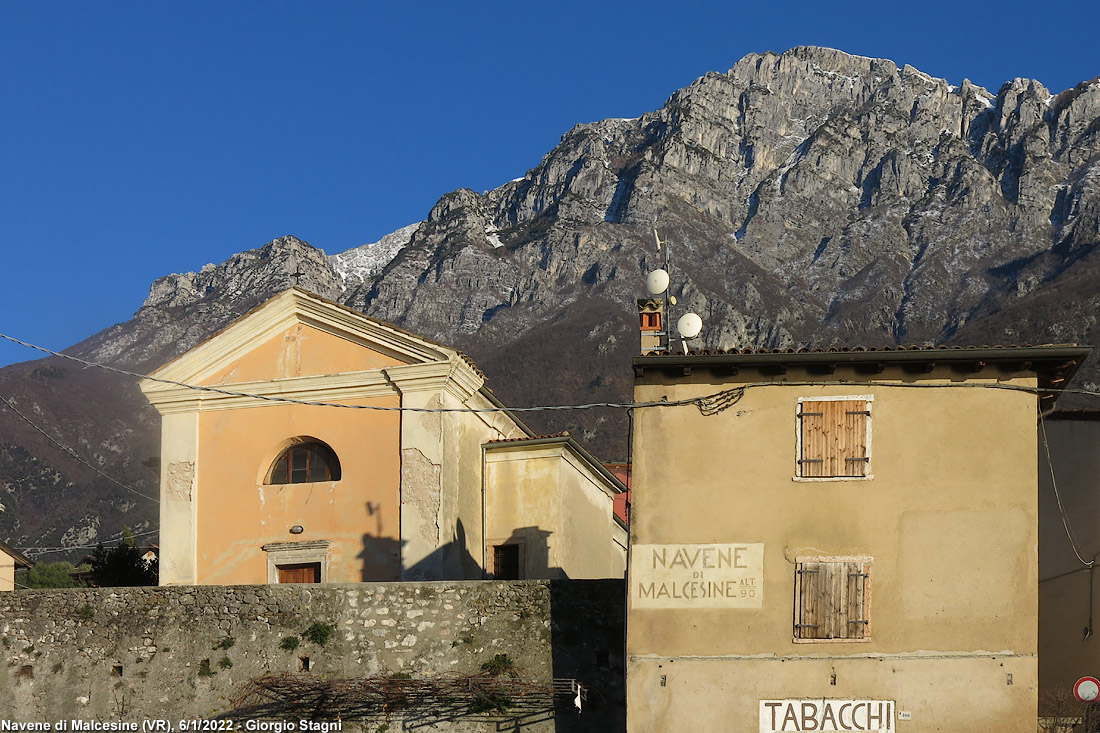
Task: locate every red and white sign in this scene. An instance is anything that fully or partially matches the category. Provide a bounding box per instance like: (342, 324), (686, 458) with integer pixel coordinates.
(1075, 676), (1100, 702)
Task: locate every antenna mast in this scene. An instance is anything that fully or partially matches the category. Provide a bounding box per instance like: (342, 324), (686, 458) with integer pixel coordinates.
(639, 227), (702, 355)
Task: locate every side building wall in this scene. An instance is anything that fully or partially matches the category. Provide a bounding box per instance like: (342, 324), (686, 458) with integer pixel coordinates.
(628, 368), (1040, 733)
(485, 441), (627, 580)
(0, 580), (624, 730)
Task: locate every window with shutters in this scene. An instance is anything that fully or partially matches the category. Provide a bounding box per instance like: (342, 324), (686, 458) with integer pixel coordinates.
(794, 558), (871, 642)
(796, 396), (872, 479)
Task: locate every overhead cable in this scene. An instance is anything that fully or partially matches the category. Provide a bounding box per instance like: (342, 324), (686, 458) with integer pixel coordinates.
(1, 332), (1093, 415)
(15, 527), (160, 557)
(0, 394), (158, 503)
(1039, 411), (1095, 568)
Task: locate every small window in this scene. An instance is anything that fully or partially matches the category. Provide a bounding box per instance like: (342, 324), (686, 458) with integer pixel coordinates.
(797, 398), (871, 478)
(267, 441), (341, 484)
(794, 559), (870, 641)
(640, 311), (662, 331)
(492, 544), (521, 580)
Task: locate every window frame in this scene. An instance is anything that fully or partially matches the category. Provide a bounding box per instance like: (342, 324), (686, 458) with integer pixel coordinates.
(265, 440), (342, 485)
(488, 539), (524, 580)
(794, 395), (873, 481)
(263, 540), (331, 584)
(277, 562), (322, 584)
(793, 555), (872, 643)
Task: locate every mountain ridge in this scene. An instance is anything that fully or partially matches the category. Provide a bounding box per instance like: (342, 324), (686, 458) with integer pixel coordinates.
(3, 45), (1100, 558)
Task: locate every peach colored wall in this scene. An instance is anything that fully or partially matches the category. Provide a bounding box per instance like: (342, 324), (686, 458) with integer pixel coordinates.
(199, 323), (405, 385)
(194, 397), (401, 584)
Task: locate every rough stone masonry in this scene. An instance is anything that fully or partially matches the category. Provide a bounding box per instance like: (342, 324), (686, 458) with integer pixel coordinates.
(0, 580), (624, 732)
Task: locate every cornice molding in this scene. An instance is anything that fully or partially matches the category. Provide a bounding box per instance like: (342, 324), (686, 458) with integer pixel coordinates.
(382, 359), (486, 403)
(485, 437), (626, 499)
(143, 370), (396, 414)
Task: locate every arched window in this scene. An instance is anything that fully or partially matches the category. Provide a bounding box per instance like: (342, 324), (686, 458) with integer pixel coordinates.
(266, 440), (341, 484)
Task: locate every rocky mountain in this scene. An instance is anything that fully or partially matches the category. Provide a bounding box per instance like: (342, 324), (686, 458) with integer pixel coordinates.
(4, 45), (1100, 558)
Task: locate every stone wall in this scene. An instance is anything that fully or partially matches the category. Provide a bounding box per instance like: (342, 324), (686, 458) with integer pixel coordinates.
(0, 580), (624, 731)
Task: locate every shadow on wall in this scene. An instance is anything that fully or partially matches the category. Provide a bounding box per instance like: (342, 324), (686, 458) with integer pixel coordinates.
(492, 526), (568, 581)
(357, 532), (402, 581)
(550, 579), (626, 732)
(357, 519), (571, 582)
(395, 519), (491, 581)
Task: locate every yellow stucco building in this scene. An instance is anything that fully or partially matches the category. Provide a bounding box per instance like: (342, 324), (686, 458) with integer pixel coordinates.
(140, 288), (625, 585)
(0, 539), (32, 591)
(627, 345), (1088, 733)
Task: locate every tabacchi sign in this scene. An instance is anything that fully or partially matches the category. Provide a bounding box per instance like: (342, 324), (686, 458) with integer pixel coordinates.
(630, 543), (763, 609)
(759, 699), (895, 732)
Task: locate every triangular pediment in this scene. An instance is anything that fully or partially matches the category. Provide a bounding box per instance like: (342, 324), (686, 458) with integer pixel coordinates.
(146, 288), (457, 387)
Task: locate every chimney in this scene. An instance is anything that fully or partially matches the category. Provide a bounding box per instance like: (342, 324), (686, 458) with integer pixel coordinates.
(637, 298), (666, 354)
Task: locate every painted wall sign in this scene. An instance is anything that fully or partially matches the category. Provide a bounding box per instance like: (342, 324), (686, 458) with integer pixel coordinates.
(630, 543), (763, 608)
(759, 700), (894, 732)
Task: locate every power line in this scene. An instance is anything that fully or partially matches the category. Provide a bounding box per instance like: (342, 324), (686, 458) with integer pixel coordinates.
(1039, 411), (1095, 568)
(0, 332), (686, 412)
(0, 394), (158, 503)
(15, 527), (159, 557)
(2, 332), (1096, 415)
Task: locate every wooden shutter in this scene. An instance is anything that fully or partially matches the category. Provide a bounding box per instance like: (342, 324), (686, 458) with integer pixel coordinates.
(799, 403), (828, 478)
(795, 560), (868, 640)
(846, 562), (869, 638)
(799, 400), (869, 477)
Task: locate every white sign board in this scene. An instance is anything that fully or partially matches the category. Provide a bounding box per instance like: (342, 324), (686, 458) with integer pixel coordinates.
(630, 543), (763, 609)
(760, 699), (895, 732)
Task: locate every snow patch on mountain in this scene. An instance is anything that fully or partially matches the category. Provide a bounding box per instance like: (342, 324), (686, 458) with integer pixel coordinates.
(329, 222), (422, 290)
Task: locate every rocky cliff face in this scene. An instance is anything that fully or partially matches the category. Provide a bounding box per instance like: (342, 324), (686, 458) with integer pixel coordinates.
(4, 46), (1100, 556)
(362, 47), (1100, 350)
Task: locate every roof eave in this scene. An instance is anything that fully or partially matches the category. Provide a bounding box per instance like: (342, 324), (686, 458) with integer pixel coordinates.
(633, 345), (1092, 370)
(0, 539), (33, 569)
(633, 345), (1092, 414)
(484, 435), (627, 494)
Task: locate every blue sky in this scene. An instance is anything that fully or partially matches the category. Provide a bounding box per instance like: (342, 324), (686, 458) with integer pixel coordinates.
(1, 1), (1097, 369)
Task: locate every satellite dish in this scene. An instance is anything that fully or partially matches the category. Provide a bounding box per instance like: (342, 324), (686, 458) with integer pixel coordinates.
(669, 295), (678, 306)
(646, 269), (670, 295)
(653, 229), (664, 251)
(677, 312), (703, 339)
